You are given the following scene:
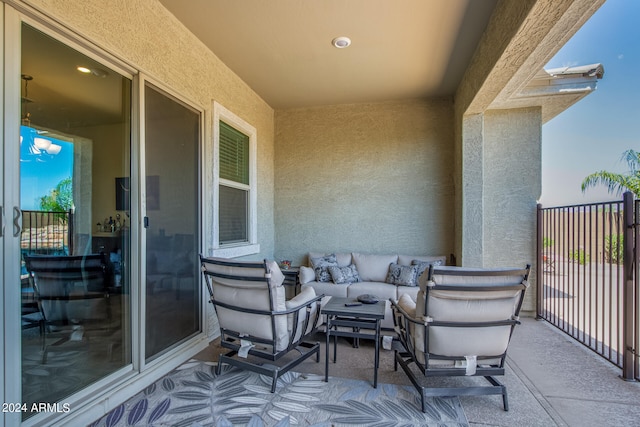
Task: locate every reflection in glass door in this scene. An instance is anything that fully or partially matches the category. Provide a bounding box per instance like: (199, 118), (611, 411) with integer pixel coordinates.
(144, 83), (200, 361)
(19, 24), (131, 419)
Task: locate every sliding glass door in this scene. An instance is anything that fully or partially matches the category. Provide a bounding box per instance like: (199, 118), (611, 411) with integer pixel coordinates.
(143, 83), (201, 361)
(2, 10), (203, 425)
(18, 23), (132, 418)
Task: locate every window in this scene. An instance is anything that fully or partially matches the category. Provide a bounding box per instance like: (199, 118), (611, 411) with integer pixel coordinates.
(213, 102), (258, 257)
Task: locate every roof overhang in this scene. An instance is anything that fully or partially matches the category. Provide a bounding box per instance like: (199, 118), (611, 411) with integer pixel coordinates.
(490, 63), (604, 123)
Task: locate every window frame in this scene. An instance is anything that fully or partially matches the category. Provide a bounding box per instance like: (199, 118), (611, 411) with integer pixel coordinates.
(212, 101), (259, 257)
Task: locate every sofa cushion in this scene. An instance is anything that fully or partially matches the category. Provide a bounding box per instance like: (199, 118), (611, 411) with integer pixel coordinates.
(310, 254), (338, 282)
(352, 253), (398, 282)
(346, 281), (397, 300)
(328, 264), (361, 284)
(386, 263), (419, 286)
(301, 282), (348, 299)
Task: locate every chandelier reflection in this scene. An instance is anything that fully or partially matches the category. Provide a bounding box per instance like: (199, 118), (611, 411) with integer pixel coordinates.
(20, 127), (63, 162)
(21, 74), (62, 162)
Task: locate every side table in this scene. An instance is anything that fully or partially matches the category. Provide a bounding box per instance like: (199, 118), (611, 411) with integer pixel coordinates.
(321, 296), (386, 388)
(281, 266), (300, 298)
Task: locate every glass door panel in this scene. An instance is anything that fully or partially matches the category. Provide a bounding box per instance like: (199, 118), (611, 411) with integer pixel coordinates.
(20, 23), (132, 418)
(144, 83), (200, 361)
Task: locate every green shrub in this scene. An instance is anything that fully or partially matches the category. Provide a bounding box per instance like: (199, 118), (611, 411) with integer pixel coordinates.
(604, 234), (623, 264)
(570, 249), (590, 265)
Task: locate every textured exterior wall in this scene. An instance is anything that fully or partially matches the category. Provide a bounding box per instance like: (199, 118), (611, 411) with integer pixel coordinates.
(25, 0), (276, 261)
(274, 100), (454, 266)
(484, 108), (541, 312)
(459, 114), (484, 267)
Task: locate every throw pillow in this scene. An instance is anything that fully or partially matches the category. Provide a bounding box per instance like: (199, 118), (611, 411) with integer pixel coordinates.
(386, 263), (419, 286)
(328, 264), (361, 284)
(412, 259), (444, 283)
(310, 254), (338, 282)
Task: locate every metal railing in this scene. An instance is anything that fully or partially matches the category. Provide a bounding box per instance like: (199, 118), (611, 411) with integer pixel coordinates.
(20, 209), (73, 255)
(537, 194), (638, 380)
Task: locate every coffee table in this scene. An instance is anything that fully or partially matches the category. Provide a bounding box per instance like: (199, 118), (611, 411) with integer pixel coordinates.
(321, 296), (386, 388)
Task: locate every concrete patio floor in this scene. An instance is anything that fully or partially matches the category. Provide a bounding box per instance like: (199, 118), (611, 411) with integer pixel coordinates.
(195, 316), (640, 427)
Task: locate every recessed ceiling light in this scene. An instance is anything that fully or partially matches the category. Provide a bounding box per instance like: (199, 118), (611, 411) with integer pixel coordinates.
(77, 66), (109, 78)
(332, 36), (351, 49)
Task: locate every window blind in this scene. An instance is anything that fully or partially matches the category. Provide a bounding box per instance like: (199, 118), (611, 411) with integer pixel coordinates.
(219, 121), (249, 185)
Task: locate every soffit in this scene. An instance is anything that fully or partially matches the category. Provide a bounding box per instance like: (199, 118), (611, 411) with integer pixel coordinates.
(158, 0), (498, 109)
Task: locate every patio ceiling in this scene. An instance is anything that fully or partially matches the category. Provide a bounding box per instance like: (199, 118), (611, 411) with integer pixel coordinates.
(158, 0), (498, 109)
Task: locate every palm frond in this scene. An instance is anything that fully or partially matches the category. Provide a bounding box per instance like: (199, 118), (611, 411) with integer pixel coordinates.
(621, 149), (640, 175)
(581, 171), (633, 196)
(581, 150), (640, 199)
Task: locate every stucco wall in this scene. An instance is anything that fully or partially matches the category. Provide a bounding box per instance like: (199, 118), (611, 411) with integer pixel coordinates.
(274, 99), (455, 266)
(25, 0), (277, 261)
(484, 107), (541, 312)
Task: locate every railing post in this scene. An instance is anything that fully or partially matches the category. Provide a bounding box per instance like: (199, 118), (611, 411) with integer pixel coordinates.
(68, 208), (74, 255)
(622, 191), (635, 380)
(536, 203), (543, 319)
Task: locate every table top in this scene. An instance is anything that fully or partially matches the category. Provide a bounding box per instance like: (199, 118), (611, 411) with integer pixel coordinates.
(321, 296), (386, 319)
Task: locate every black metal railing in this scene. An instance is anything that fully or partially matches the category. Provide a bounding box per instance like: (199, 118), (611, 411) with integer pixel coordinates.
(537, 194), (638, 381)
(20, 209), (73, 256)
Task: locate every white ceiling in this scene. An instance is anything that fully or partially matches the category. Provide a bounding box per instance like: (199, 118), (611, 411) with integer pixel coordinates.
(158, 0), (498, 109)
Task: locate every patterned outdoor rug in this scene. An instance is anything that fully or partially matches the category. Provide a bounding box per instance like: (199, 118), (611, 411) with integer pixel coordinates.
(90, 359), (468, 427)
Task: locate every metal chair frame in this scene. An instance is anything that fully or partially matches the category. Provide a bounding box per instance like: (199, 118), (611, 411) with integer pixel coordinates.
(391, 264), (530, 412)
(200, 256), (323, 392)
(23, 253), (111, 362)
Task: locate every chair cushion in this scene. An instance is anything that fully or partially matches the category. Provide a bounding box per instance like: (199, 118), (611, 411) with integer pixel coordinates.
(396, 285), (419, 302)
(204, 259), (288, 351)
(299, 266), (316, 284)
(352, 253), (398, 282)
(396, 293), (416, 317)
(286, 286), (319, 342)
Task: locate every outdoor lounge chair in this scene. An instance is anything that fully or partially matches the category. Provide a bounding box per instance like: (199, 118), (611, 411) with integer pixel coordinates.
(23, 253), (112, 362)
(200, 256), (324, 392)
(391, 264), (530, 411)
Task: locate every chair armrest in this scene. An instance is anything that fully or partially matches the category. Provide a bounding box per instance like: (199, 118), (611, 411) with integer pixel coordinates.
(285, 288), (324, 343)
(283, 292), (323, 314)
(298, 266), (316, 285)
(390, 298), (422, 325)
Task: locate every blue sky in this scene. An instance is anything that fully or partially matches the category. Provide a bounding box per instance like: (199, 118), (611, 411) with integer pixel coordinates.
(20, 126), (74, 210)
(540, 0), (640, 206)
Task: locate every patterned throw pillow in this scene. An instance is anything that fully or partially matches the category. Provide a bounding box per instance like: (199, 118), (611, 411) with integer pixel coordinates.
(412, 259), (444, 282)
(328, 264), (361, 285)
(386, 263), (419, 286)
(310, 254), (338, 282)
